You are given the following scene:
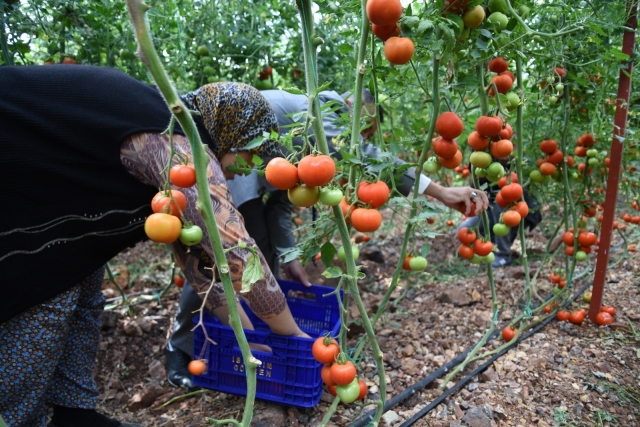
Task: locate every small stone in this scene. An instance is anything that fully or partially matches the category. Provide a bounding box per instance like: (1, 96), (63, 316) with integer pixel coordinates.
(127, 386), (164, 411)
(480, 368), (499, 383)
(122, 319), (142, 336)
(382, 410), (400, 425)
(438, 287), (473, 306)
(138, 316), (154, 333)
(401, 345), (415, 357)
(461, 406), (492, 427)
(148, 359), (166, 382)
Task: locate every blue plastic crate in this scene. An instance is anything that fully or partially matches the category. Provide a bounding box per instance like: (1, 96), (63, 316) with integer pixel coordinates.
(192, 279), (343, 408)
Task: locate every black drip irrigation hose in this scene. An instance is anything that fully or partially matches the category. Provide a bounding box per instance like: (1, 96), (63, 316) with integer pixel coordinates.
(349, 279), (594, 427)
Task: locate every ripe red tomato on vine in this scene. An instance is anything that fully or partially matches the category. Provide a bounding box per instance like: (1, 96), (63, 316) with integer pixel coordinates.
(170, 164), (197, 188)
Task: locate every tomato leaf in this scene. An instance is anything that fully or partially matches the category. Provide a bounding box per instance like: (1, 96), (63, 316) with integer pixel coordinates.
(279, 246), (302, 264)
(282, 86), (306, 95)
(322, 267), (343, 279)
(320, 241), (337, 268)
(240, 253), (264, 294)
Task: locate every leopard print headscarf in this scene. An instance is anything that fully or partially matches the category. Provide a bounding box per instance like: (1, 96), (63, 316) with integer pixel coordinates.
(181, 82), (280, 158)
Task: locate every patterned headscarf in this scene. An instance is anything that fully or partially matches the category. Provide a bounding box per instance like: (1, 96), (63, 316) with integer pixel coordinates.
(181, 82), (280, 158)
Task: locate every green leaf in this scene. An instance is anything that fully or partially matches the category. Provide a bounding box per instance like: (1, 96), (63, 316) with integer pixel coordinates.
(322, 266), (343, 278)
(240, 253), (264, 294)
(417, 19), (434, 34)
(282, 86), (306, 95)
(252, 155), (263, 166)
(420, 243), (430, 257)
(479, 29), (494, 39)
(316, 81), (333, 93)
(321, 241), (337, 267)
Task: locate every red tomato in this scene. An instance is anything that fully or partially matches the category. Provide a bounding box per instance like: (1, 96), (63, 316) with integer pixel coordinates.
(321, 364), (335, 386)
(188, 360), (207, 376)
(473, 239), (493, 257)
(502, 326), (517, 341)
(357, 181), (390, 208)
(265, 158), (299, 190)
(601, 306), (616, 316)
(297, 154), (336, 187)
(595, 312), (614, 326)
(402, 255), (412, 270)
(330, 361), (357, 386)
(312, 337), (340, 364)
(557, 310), (570, 321)
(458, 227), (477, 245)
(578, 232), (597, 247)
(458, 244), (475, 260)
(170, 164), (197, 188)
(151, 190), (187, 218)
(144, 213), (182, 243)
(568, 310), (586, 325)
(435, 112), (464, 140)
(350, 208), (383, 232)
(357, 379), (368, 400)
(174, 276), (185, 288)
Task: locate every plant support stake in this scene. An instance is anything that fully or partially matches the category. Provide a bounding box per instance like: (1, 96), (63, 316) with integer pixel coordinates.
(589, 0), (637, 323)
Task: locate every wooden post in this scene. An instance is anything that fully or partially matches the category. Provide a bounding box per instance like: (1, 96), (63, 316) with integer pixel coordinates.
(589, 0), (638, 323)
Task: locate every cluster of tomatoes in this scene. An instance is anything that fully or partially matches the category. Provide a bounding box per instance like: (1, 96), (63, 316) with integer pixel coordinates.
(454, 163), (471, 178)
(552, 305), (616, 327)
(367, 0), (415, 65)
(265, 155), (391, 234)
(560, 228), (598, 262)
(487, 57), (519, 111)
(401, 253), (428, 272)
(144, 163), (204, 247)
(312, 336), (367, 404)
(530, 138), (573, 183)
(456, 227), (495, 264)
(430, 112), (465, 170)
(493, 178), (529, 232)
(538, 67), (567, 105)
(622, 204), (640, 225)
(548, 269), (568, 289)
(467, 115), (512, 186)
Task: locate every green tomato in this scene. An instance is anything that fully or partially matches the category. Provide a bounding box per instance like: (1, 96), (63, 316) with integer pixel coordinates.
(552, 170), (561, 181)
(469, 254), (483, 264)
(550, 14), (558, 23)
(577, 218), (588, 229)
(197, 45), (209, 56)
(288, 184), (320, 207)
(586, 149), (598, 158)
(203, 66), (215, 75)
(207, 76), (219, 83)
(486, 173), (501, 183)
(542, 175), (552, 184)
(470, 152), (493, 169)
(575, 250), (588, 262)
(530, 170), (544, 183)
(518, 5), (531, 19)
(571, 172), (579, 179)
(588, 158), (599, 167)
(179, 225), (203, 246)
(254, 79), (274, 90)
(409, 256), (428, 271)
(506, 92), (520, 109)
(553, 286), (562, 295)
(482, 252), (496, 264)
(337, 246), (360, 263)
(555, 83), (564, 92)
(201, 56), (213, 64)
(336, 378), (360, 404)
(319, 188), (344, 206)
(475, 168), (487, 178)
(493, 223), (510, 237)
(488, 12), (509, 31)
(488, 0), (509, 14)
(423, 159), (441, 174)
(486, 162), (505, 178)
(548, 96), (558, 105)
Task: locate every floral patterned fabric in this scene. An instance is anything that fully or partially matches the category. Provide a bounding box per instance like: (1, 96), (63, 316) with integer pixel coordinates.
(0, 267), (105, 427)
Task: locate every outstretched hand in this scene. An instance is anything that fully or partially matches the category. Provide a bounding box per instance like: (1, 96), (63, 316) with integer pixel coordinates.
(424, 182), (489, 217)
(283, 259), (312, 287)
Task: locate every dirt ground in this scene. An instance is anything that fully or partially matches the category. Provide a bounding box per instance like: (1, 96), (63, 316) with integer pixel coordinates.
(94, 209), (640, 427)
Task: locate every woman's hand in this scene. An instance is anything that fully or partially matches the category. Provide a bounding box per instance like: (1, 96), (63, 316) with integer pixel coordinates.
(424, 182), (489, 216)
(283, 259), (312, 287)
